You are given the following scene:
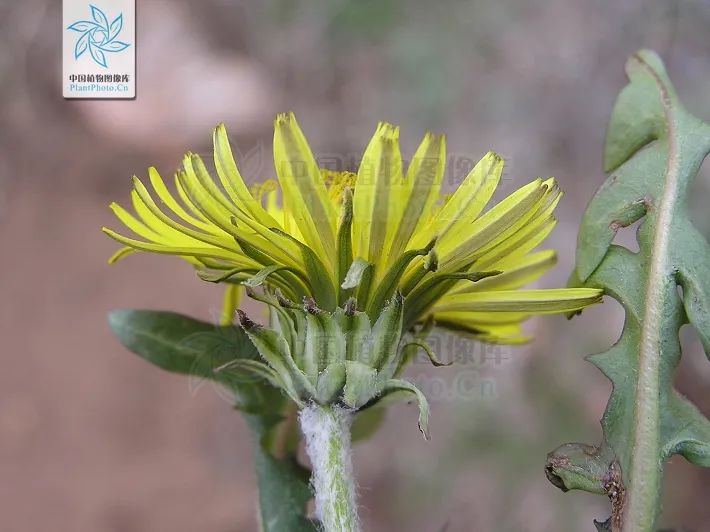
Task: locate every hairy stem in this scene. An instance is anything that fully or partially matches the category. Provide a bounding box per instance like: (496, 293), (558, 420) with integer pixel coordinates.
(300, 404), (360, 532)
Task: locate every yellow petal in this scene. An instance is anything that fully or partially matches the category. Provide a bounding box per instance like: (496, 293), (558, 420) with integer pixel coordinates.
(147, 167), (214, 233)
(174, 171), (211, 224)
(273, 112), (336, 265)
(186, 153), (289, 253)
(484, 179), (560, 256)
(433, 315), (531, 344)
(213, 124), (279, 228)
(482, 224), (557, 270)
(388, 132), (446, 261)
(433, 288), (603, 314)
(109, 201), (161, 242)
(452, 250), (557, 294)
(434, 310), (530, 325)
(180, 155), (302, 268)
(180, 155), (240, 233)
(220, 284), (243, 326)
(472, 327), (531, 345)
(412, 151), (503, 249)
(107, 246), (136, 264)
(129, 189), (189, 246)
(353, 121), (403, 263)
(132, 177), (235, 249)
(471, 179), (561, 260)
(439, 178), (548, 270)
(102, 227), (244, 262)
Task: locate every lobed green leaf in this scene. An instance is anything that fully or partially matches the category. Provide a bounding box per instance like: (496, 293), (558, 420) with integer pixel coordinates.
(546, 50), (710, 531)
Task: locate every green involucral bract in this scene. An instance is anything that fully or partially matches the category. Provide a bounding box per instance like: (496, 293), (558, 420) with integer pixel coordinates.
(545, 50), (710, 532)
(237, 290), (431, 438)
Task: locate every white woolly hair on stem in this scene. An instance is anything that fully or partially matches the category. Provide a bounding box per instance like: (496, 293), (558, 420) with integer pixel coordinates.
(300, 403), (360, 532)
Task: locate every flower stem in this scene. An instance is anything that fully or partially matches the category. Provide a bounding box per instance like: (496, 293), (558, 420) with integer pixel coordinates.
(300, 404), (360, 532)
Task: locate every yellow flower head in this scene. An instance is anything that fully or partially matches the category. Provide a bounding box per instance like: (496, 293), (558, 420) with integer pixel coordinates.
(104, 112), (601, 343)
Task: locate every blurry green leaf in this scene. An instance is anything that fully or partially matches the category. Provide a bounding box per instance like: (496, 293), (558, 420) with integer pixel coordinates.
(107, 309), (241, 372)
(351, 404), (387, 443)
(108, 309), (317, 531)
(546, 50), (710, 531)
(247, 414), (317, 532)
(108, 309), (276, 410)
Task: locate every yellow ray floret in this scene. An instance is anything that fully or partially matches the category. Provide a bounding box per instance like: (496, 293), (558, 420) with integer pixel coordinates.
(103, 113), (602, 344)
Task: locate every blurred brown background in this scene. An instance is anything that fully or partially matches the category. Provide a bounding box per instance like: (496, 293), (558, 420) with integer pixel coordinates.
(2, 1), (710, 530)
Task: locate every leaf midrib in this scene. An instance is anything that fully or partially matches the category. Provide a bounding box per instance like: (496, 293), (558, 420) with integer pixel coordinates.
(623, 52), (681, 532)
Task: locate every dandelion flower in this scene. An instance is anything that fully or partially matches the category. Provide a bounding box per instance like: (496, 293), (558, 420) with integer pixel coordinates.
(103, 112), (601, 343)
